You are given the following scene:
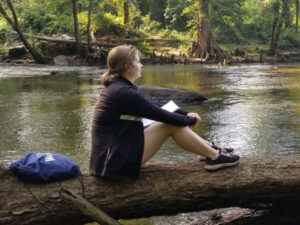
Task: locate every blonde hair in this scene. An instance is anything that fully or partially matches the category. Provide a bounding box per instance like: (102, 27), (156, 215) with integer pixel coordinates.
(101, 45), (138, 86)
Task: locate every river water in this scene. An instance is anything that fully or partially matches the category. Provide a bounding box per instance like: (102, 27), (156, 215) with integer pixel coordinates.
(0, 63), (300, 224)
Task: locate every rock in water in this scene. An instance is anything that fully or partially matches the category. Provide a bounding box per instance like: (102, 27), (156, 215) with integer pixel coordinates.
(53, 55), (68, 66)
(138, 85), (208, 105)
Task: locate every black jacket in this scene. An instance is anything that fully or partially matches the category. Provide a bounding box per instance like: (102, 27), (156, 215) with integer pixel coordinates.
(90, 76), (196, 179)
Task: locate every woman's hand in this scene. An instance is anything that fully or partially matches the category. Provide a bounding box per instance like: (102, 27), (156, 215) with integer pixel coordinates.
(187, 112), (201, 128)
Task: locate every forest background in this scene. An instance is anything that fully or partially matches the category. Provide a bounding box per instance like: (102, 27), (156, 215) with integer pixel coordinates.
(0, 0), (300, 64)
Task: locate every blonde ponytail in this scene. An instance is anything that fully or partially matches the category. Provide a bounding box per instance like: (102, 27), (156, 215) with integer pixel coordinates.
(101, 71), (114, 86)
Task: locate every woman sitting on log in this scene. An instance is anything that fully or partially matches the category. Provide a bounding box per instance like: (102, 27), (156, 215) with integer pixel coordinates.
(90, 45), (240, 179)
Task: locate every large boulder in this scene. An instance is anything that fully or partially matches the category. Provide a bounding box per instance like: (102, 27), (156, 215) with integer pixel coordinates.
(138, 85), (208, 105)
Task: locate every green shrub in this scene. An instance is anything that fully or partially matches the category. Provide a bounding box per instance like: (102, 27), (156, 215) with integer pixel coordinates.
(93, 12), (123, 36)
(279, 29), (300, 49)
(0, 27), (8, 44)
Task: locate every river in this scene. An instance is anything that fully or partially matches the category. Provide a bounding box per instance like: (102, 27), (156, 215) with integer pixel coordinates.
(0, 63), (299, 224)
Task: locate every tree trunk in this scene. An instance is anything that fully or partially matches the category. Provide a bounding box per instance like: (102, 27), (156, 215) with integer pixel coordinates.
(87, 0), (94, 51)
(71, 0), (83, 55)
(123, 0), (129, 36)
(0, 0), (45, 64)
(191, 0), (230, 65)
(296, 0), (299, 33)
(1, 155), (300, 225)
(282, 0), (291, 27)
(270, 0), (280, 53)
(269, 0), (290, 56)
(270, 3), (286, 56)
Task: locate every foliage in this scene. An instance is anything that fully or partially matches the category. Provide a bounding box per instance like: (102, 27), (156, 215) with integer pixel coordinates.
(279, 28), (300, 49)
(0, 18), (8, 43)
(14, 0), (74, 34)
(165, 0), (193, 32)
(93, 12), (123, 36)
(0, 0), (300, 51)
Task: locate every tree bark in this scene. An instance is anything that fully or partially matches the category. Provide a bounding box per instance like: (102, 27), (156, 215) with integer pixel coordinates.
(0, 0), (45, 63)
(87, 0), (94, 51)
(191, 0), (230, 65)
(71, 0), (83, 55)
(1, 155), (300, 225)
(296, 0), (299, 33)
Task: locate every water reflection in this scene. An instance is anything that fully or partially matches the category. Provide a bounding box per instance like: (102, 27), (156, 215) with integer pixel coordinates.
(0, 64), (300, 172)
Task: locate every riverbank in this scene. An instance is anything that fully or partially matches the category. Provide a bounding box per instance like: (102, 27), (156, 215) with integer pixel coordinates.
(1, 42), (300, 66)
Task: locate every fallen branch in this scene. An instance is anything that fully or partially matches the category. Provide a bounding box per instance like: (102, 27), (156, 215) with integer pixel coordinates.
(61, 188), (121, 225)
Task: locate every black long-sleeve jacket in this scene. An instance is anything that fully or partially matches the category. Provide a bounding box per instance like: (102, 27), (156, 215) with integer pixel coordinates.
(93, 76), (196, 127)
(90, 76), (196, 179)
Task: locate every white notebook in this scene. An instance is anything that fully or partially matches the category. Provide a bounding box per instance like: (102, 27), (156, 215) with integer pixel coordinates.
(142, 100), (179, 127)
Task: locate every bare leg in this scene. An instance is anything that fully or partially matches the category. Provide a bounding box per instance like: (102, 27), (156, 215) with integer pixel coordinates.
(142, 122), (218, 165)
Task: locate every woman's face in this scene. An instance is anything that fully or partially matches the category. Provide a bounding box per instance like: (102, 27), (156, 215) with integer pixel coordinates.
(129, 54), (143, 82)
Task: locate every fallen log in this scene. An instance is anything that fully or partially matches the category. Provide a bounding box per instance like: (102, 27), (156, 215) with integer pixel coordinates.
(1, 155), (300, 225)
(122, 38), (181, 43)
(10, 31), (118, 48)
(10, 31), (181, 48)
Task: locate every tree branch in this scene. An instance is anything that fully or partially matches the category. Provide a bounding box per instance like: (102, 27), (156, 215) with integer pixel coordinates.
(6, 0), (18, 27)
(0, 2), (16, 28)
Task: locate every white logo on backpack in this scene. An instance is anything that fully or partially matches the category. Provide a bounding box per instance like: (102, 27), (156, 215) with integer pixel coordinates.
(36, 153), (55, 162)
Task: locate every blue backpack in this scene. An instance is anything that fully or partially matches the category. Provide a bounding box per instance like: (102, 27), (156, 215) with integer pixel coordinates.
(10, 153), (81, 182)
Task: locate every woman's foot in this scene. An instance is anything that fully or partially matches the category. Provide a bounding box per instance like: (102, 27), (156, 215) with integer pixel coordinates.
(198, 142), (234, 161)
(205, 154), (240, 171)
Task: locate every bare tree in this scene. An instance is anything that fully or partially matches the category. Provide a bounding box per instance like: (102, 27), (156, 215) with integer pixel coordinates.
(0, 0), (45, 63)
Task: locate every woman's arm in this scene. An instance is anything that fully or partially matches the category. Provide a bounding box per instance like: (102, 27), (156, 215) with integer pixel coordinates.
(116, 87), (196, 127)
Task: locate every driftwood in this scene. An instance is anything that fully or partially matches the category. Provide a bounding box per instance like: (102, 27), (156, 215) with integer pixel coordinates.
(1, 155), (300, 225)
